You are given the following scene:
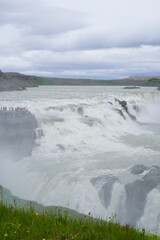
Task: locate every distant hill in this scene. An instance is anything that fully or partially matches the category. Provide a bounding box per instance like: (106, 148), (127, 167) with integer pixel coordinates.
(121, 75), (160, 81)
(116, 76), (160, 86)
(35, 75), (160, 86)
(0, 70), (160, 92)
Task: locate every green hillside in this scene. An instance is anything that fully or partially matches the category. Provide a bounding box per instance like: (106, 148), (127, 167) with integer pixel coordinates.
(0, 187), (160, 240)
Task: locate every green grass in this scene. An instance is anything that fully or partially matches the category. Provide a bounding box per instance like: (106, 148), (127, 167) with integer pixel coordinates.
(36, 77), (55, 85)
(35, 76), (160, 87)
(0, 202), (160, 240)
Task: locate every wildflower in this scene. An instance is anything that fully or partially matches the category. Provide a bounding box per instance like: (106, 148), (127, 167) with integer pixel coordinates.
(88, 212), (93, 217)
(4, 233), (8, 237)
(154, 233), (159, 237)
(0, 198), (2, 201)
(14, 231), (16, 234)
(141, 228), (145, 235)
(19, 206), (22, 209)
(35, 212), (39, 215)
(72, 235), (77, 239)
(27, 230), (30, 233)
(60, 213), (68, 217)
(45, 209), (48, 213)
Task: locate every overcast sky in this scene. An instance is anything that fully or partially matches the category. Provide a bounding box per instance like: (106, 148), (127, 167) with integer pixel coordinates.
(0, 0), (160, 79)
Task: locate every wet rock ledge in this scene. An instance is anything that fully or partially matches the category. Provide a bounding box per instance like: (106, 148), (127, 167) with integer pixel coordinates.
(0, 108), (42, 160)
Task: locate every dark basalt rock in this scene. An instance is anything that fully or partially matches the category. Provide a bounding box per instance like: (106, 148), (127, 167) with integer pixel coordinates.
(123, 86), (140, 89)
(130, 165), (149, 175)
(56, 144), (65, 152)
(143, 167), (160, 187)
(0, 108), (43, 160)
(91, 175), (117, 209)
(46, 106), (64, 112)
(115, 109), (126, 119)
(125, 179), (148, 224)
(132, 104), (141, 112)
(77, 107), (83, 116)
(0, 72), (38, 92)
(115, 99), (137, 121)
(125, 166), (160, 225)
(115, 99), (128, 112)
(91, 165), (160, 226)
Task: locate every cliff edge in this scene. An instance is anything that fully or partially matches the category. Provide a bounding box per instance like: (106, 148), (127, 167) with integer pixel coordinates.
(0, 70), (38, 92)
(0, 108), (42, 160)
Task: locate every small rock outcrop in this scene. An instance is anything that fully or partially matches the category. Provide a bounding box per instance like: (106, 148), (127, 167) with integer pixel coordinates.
(130, 165), (149, 175)
(115, 99), (137, 121)
(123, 86), (140, 89)
(91, 175), (117, 209)
(0, 108), (42, 160)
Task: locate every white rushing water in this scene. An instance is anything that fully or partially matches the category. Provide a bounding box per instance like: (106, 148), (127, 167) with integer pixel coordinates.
(0, 86), (160, 233)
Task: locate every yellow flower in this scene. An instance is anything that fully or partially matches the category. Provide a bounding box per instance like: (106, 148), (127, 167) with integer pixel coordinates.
(72, 235), (77, 239)
(154, 233), (159, 237)
(19, 206), (22, 209)
(0, 198), (2, 201)
(88, 212), (93, 217)
(60, 213), (68, 217)
(14, 231), (16, 234)
(27, 230), (30, 233)
(4, 233), (8, 237)
(35, 212), (39, 215)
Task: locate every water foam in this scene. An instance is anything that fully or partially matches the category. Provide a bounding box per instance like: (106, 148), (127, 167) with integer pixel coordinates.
(0, 86), (160, 233)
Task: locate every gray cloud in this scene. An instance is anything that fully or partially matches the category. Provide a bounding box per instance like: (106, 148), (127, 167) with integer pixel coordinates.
(0, 0), (160, 78)
(0, 0), (87, 35)
(1, 46), (160, 79)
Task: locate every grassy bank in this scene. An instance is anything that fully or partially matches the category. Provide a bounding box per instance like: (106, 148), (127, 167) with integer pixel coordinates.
(0, 202), (159, 240)
(35, 76), (160, 87)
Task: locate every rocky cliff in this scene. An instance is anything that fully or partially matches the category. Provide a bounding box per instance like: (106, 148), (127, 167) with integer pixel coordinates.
(0, 108), (43, 160)
(0, 71), (38, 92)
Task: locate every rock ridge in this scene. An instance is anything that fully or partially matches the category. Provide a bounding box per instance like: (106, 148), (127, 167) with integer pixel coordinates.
(0, 70), (38, 92)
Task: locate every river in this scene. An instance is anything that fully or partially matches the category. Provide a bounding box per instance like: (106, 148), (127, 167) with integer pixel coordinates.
(0, 85), (160, 233)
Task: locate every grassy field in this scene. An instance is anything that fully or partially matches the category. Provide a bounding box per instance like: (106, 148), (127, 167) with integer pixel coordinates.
(35, 76), (160, 87)
(0, 201), (160, 240)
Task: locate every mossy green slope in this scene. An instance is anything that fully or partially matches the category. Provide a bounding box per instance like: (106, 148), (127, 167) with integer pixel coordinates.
(0, 186), (83, 218)
(0, 203), (160, 240)
(1, 187), (160, 240)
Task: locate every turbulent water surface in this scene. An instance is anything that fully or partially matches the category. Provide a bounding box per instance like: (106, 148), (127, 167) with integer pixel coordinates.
(0, 86), (160, 233)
